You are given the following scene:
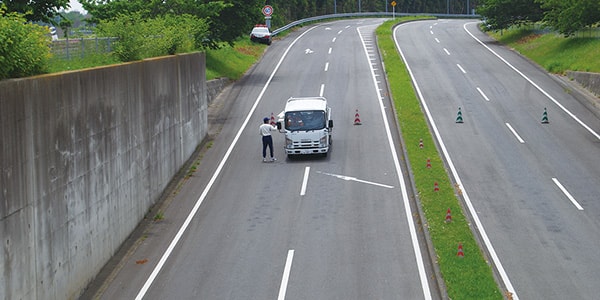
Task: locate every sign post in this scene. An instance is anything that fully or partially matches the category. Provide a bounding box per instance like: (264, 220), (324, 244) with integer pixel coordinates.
(262, 5), (273, 29)
(391, 1), (396, 19)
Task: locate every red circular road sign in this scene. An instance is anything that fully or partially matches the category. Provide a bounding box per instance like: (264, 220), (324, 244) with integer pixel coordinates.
(262, 5), (273, 16)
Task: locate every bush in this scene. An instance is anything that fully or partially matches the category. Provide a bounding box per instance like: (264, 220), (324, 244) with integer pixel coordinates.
(95, 13), (209, 62)
(0, 6), (51, 80)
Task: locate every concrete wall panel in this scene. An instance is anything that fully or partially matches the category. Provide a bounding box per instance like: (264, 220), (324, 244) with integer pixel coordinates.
(0, 52), (207, 300)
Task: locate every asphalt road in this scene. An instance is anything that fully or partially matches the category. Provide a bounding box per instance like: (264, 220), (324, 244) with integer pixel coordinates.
(89, 19), (438, 300)
(394, 19), (600, 299)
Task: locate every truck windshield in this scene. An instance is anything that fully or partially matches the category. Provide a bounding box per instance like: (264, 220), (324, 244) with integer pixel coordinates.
(285, 111), (326, 131)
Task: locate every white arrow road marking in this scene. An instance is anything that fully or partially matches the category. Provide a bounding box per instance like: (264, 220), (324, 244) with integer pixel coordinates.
(305, 48), (314, 54)
(316, 171), (394, 189)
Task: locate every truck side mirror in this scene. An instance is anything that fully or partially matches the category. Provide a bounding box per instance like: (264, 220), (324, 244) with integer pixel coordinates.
(276, 122), (282, 130)
(328, 120), (333, 128)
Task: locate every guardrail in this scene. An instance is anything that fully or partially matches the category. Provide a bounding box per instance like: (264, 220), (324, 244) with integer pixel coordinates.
(272, 12), (481, 35)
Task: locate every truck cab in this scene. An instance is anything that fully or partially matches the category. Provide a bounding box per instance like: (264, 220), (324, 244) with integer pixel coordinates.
(277, 97), (333, 156)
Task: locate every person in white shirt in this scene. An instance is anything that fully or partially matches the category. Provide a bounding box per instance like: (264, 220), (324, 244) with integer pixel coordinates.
(259, 117), (277, 162)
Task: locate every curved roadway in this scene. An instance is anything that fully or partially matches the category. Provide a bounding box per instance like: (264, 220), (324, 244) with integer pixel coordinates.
(395, 19), (600, 299)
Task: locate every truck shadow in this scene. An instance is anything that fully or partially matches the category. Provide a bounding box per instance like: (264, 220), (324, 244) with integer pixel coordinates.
(285, 153), (329, 163)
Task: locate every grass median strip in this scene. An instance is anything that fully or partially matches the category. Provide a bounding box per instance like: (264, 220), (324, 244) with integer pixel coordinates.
(376, 18), (503, 299)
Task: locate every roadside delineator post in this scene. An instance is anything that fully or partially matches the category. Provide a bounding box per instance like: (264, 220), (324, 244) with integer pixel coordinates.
(445, 208), (452, 223)
(457, 243), (464, 258)
(434, 182), (439, 192)
(419, 139), (424, 149)
(426, 158), (432, 169)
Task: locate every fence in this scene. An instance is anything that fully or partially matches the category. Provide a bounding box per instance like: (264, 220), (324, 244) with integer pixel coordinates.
(50, 37), (116, 60)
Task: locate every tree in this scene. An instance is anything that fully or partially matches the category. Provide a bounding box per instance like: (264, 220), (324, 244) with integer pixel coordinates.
(1, 0), (69, 23)
(0, 6), (51, 79)
(81, 0), (245, 47)
(478, 0), (543, 31)
(537, 0), (600, 36)
(94, 12), (208, 61)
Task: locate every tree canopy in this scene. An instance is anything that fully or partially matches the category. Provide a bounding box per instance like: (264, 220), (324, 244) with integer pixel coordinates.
(0, 0), (69, 23)
(80, 0), (265, 47)
(537, 0), (600, 36)
(478, 0), (600, 35)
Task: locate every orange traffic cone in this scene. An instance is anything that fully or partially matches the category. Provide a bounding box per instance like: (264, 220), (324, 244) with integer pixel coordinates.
(354, 109), (362, 125)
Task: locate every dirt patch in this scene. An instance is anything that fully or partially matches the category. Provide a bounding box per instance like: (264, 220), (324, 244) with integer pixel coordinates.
(517, 33), (542, 44)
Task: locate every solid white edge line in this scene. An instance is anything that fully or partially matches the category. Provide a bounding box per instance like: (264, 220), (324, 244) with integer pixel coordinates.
(300, 167), (310, 196)
(134, 25), (321, 300)
(477, 87), (490, 101)
(394, 22), (518, 300)
(505, 123), (525, 144)
(552, 178), (584, 210)
(277, 250), (295, 300)
(463, 22), (600, 141)
(361, 25), (432, 300)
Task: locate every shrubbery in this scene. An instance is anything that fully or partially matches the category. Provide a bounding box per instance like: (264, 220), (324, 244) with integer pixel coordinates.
(0, 6), (52, 80)
(95, 13), (208, 62)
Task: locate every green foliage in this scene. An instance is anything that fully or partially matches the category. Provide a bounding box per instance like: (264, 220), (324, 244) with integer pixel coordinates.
(0, 7), (51, 79)
(94, 12), (208, 61)
(537, 0), (600, 36)
(1, 0), (69, 23)
(479, 0), (600, 35)
(82, 0), (233, 48)
(377, 18), (503, 299)
(478, 0), (543, 31)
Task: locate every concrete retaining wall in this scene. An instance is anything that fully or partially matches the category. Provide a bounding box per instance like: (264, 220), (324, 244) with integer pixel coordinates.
(0, 52), (207, 300)
(567, 71), (600, 97)
(206, 77), (230, 104)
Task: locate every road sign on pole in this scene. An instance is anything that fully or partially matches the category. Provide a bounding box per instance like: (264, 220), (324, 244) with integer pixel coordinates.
(262, 5), (273, 28)
(262, 5), (273, 17)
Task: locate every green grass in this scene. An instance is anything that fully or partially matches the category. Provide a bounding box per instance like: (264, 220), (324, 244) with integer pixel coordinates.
(377, 19), (503, 299)
(205, 39), (267, 80)
(489, 27), (600, 74)
(48, 53), (121, 73)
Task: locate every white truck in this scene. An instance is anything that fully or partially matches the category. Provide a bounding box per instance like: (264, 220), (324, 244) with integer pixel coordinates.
(276, 97), (333, 156)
